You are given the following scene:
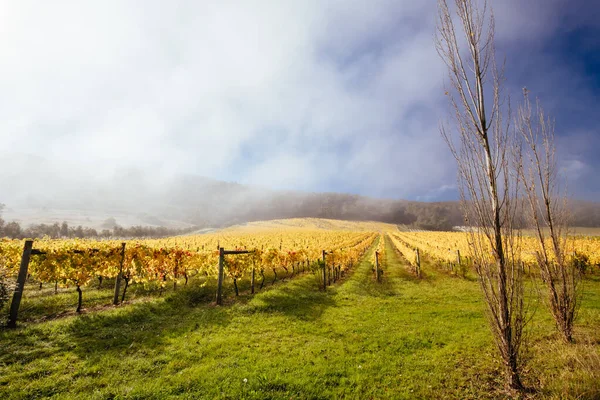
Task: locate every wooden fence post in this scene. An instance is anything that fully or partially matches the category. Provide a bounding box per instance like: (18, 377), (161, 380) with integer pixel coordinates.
(251, 262), (255, 295)
(415, 248), (421, 278)
(7, 240), (34, 328)
(216, 247), (225, 305)
(322, 250), (327, 291)
(113, 243), (126, 306)
(456, 250), (461, 266)
(375, 251), (380, 282)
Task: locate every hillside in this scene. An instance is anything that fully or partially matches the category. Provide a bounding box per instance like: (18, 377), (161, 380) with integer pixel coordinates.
(2, 155), (600, 230)
(1, 234), (598, 398)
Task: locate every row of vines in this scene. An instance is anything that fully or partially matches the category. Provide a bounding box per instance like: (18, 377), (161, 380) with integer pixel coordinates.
(0, 230), (377, 316)
(389, 230), (600, 276)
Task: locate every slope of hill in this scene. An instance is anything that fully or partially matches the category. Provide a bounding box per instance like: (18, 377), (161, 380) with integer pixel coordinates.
(1, 154), (600, 230)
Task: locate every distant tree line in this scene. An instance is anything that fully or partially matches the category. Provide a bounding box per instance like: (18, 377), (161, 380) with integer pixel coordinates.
(223, 194), (600, 231)
(0, 205), (196, 239)
(3, 193), (600, 237)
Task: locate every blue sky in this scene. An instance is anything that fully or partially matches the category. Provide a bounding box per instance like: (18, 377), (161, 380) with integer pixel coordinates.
(498, 0), (600, 200)
(0, 0), (598, 203)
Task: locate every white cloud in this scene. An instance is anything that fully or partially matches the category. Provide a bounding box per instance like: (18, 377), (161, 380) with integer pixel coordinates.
(560, 159), (588, 181)
(0, 0), (594, 203)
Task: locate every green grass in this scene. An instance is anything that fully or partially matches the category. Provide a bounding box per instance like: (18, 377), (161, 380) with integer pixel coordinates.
(1, 237), (599, 399)
(2, 267), (310, 323)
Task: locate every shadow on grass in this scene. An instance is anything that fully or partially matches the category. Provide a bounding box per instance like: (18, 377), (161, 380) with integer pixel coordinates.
(421, 256), (481, 283)
(0, 279), (232, 367)
(245, 273), (336, 321)
(2, 266), (315, 327)
(0, 269), (333, 378)
(338, 239), (405, 298)
(382, 235), (437, 285)
(386, 236), (478, 285)
(584, 274), (600, 283)
(0, 254), (360, 378)
(65, 277), (234, 351)
(4, 277), (210, 324)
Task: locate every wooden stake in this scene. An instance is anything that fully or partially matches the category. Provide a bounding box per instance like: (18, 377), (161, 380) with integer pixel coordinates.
(322, 250), (327, 291)
(216, 247), (225, 305)
(7, 240), (33, 328)
(375, 251), (380, 282)
(251, 263), (255, 295)
(113, 243), (126, 306)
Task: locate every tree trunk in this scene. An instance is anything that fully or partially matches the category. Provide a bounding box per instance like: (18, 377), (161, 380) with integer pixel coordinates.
(507, 359), (523, 392)
(98, 276), (103, 289)
(272, 269), (277, 285)
(159, 276), (166, 297)
(483, 137), (522, 391)
(436, 0), (526, 390)
(113, 242), (126, 306)
(260, 270), (265, 290)
(121, 277), (130, 303)
(76, 285), (83, 313)
(233, 278), (239, 296)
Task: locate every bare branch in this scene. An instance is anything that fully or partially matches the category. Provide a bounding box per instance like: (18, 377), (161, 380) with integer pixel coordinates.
(516, 90), (580, 343)
(436, 0), (526, 390)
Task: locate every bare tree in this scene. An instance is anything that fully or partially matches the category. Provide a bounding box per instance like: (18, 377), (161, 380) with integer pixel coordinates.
(517, 89), (579, 343)
(436, 0), (526, 390)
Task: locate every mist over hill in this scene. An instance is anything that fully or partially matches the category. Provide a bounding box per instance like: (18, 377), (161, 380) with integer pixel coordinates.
(2, 155), (600, 231)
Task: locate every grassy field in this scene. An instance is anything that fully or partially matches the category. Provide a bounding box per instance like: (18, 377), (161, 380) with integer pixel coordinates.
(1, 236), (599, 399)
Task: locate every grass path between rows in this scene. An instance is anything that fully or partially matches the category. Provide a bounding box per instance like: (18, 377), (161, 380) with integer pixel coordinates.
(1, 235), (599, 399)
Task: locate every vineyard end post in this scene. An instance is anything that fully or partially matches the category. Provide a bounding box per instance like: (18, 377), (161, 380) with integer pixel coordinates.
(251, 262), (255, 295)
(113, 242), (126, 306)
(7, 240), (34, 328)
(322, 250), (327, 291)
(375, 251), (380, 282)
(216, 247), (225, 305)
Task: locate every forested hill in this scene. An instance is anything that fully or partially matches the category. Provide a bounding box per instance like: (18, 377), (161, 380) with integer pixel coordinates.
(165, 181), (600, 230)
(2, 168), (600, 231)
(0, 171), (463, 230)
(164, 178), (466, 231)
